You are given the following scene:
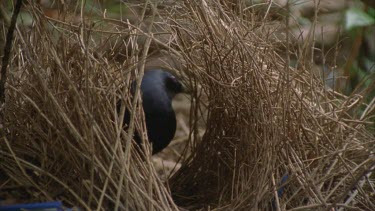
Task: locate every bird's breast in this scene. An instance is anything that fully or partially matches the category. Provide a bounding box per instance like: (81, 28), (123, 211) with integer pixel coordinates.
(145, 111), (177, 154)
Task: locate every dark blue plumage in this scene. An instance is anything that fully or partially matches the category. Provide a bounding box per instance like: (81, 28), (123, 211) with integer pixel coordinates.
(120, 69), (183, 154)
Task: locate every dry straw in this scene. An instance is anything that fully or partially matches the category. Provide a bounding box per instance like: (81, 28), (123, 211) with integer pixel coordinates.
(0, 1), (374, 211)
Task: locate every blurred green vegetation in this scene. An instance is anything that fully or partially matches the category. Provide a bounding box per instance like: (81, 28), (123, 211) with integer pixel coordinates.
(343, 2), (375, 127)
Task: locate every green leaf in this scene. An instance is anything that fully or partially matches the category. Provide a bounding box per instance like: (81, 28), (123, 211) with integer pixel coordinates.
(345, 7), (375, 30)
(367, 7), (375, 19)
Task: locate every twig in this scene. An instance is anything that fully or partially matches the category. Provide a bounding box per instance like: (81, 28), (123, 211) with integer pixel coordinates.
(0, 0), (22, 105)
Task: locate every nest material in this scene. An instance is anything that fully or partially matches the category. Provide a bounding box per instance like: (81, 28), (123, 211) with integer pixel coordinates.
(1, 1), (374, 211)
(169, 1), (375, 210)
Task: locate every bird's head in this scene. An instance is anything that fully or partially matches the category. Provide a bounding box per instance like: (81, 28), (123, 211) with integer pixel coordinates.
(164, 72), (184, 99)
(134, 69), (184, 113)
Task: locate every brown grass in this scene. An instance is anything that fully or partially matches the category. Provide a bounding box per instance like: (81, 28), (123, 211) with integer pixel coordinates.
(1, 1), (374, 210)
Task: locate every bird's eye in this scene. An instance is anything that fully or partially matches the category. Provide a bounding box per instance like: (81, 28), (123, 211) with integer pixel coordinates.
(165, 75), (183, 93)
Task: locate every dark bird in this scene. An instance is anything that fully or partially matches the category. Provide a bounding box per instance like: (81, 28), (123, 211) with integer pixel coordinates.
(120, 69), (184, 154)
